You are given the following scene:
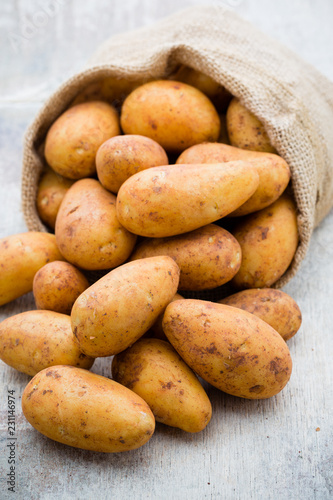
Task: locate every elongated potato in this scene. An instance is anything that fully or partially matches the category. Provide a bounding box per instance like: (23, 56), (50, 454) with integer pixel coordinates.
(71, 256), (180, 357)
(176, 142), (291, 216)
(130, 224), (241, 290)
(112, 338), (212, 433)
(116, 162), (259, 238)
(55, 178), (137, 270)
(219, 289), (302, 341)
(22, 365), (155, 452)
(226, 97), (277, 153)
(0, 311), (94, 376)
(163, 299), (292, 399)
(120, 80), (220, 153)
(33, 261), (90, 315)
(36, 167), (74, 229)
(231, 194), (299, 289)
(0, 232), (64, 307)
(45, 101), (120, 179)
(96, 134), (168, 193)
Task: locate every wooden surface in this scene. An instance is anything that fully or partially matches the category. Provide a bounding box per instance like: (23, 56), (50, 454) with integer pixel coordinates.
(0, 1), (332, 499)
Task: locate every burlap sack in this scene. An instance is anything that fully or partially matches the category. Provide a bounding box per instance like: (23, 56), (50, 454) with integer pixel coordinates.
(22, 5), (333, 290)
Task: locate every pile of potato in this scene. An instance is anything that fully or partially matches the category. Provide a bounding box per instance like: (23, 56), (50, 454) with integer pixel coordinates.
(0, 66), (302, 453)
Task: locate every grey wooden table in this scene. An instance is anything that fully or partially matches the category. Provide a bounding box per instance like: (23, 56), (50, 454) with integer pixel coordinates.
(0, 1), (332, 499)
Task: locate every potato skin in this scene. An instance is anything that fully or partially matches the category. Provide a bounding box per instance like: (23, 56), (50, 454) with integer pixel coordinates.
(130, 224), (241, 290)
(112, 338), (212, 433)
(44, 101), (120, 179)
(22, 365), (155, 452)
(116, 162), (259, 237)
(150, 293), (184, 341)
(36, 167), (74, 229)
(33, 261), (90, 315)
(0, 232), (64, 307)
(163, 299), (292, 399)
(226, 98), (277, 153)
(231, 194), (299, 289)
(219, 289), (302, 341)
(176, 142), (290, 216)
(55, 178), (137, 270)
(120, 80), (220, 153)
(0, 311), (94, 376)
(71, 256), (180, 357)
(96, 134), (169, 193)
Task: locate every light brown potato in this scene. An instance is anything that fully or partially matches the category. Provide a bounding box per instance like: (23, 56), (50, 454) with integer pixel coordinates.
(112, 338), (212, 433)
(163, 299), (292, 399)
(176, 142), (290, 216)
(226, 97), (277, 153)
(219, 289), (302, 341)
(231, 194), (299, 289)
(172, 66), (232, 112)
(130, 224), (241, 290)
(0, 232), (64, 307)
(71, 256), (180, 357)
(120, 80), (220, 153)
(44, 101), (120, 179)
(36, 167), (74, 229)
(116, 162), (259, 238)
(22, 365), (155, 452)
(33, 261), (90, 315)
(96, 134), (169, 193)
(0, 311), (94, 376)
(150, 293), (184, 341)
(55, 178), (137, 270)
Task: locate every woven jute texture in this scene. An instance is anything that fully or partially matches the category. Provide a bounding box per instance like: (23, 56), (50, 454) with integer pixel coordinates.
(22, 5), (333, 290)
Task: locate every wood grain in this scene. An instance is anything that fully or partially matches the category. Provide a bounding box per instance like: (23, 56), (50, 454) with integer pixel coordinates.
(0, 1), (332, 499)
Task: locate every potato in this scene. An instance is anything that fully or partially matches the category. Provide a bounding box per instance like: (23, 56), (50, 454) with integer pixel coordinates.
(55, 178), (136, 270)
(163, 299), (292, 399)
(33, 261), (90, 315)
(120, 80), (220, 153)
(22, 365), (155, 452)
(219, 289), (302, 341)
(71, 256), (180, 357)
(0, 232), (64, 307)
(0, 311), (94, 376)
(116, 162), (259, 237)
(231, 194), (299, 289)
(172, 65), (232, 112)
(112, 338), (212, 433)
(226, 97), (277, 153)
(44, 101), (120, 179)
(150, 293), (184, 341)
(96, 134), (168, 193)
(130, 224), (241, 290)
(176, 142), (290, 216)
(36, 167), (74, 229)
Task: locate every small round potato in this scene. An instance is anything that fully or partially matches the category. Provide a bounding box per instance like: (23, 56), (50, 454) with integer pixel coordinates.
(112, 338), (212, 433)
(231, 194), (299, 289)
(71, 256), (180, 357)
(36, 167), (74, 229)
(55, 178), (137, 270)
(44, 101), (120, 179)
(226, 97), (277, 153)
(22, 365), (155, 452)
(0, 310), (94, 376)
(176, 142), (291, 216)
(116, 162), (259, 238)
(120, 80), (221, 153)
(96, 135), (169, 193)
(0, 232), (64, 307)
(130, 224), (241, 290)
(219, 288), (302, 341)
(163, 299), (292, 399)
(33, 261), (90, 315)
